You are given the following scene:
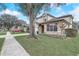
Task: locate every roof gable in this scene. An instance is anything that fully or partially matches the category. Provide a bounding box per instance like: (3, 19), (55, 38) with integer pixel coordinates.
(36, 13), (73, 25)
(36, 13), (56, 19)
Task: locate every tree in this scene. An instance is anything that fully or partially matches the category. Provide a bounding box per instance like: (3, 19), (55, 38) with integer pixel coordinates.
(18, 3), (46, 38)
(18, 3), (66, 38)
(0, 14), (18, 30)
(59, 21), (67, 39)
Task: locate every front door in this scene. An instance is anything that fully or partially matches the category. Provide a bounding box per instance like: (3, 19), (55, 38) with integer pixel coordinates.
(41, 25), (44, 33)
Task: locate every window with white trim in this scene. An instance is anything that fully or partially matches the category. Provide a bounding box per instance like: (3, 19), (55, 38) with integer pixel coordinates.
(47, 23), (57, 31)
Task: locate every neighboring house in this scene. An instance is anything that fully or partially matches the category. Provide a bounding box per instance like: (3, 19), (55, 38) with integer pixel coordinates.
(16, 19), (27, 26)
(10, 20), (27, 32)
(35, 13), (74, 36)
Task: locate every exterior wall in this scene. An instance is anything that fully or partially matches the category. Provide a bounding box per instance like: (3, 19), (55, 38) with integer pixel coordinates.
(38, 25), (42, 34)
(57, 21), (67, 35)
(35, 20), (71, 35)
(44, 23), (61, 35)
(36, 17), (45, 23)
(35, 23), (39, 35)
(43, 21), (70, 35)
(60, 17), (73, 28)
(36, 15), (55, 23)
(35, 14), (73, 35)
(43, 24), (46, 33)
(35, 15), (56, 35)
(60, 17), (72, 24)
(47, 16), (55, 21)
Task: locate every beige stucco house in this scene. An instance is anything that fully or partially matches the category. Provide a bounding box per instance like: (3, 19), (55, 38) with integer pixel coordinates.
(35, 13), (74, 36)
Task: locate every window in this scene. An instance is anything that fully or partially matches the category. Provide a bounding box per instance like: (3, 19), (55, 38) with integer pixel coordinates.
(47, 23), (57, 31)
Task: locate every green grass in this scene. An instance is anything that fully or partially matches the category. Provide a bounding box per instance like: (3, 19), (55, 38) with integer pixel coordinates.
(11, 32), (26, 34)
(0, 32), (6, 35)
(15, 34), (79, 56)
(0, 38), (4, 53)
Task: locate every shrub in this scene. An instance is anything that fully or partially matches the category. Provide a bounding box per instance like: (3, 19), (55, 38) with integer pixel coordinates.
(65, 28), (77, 37)
(21, 29), (25, 32)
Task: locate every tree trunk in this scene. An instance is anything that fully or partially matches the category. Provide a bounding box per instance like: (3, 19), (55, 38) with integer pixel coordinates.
(29, 16), (37, 39)
(29, 6), (37, 39)
(29, 16), (35, 37)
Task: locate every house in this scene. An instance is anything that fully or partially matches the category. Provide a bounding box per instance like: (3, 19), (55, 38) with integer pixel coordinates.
(10, 19), (27, 32)
(35, 13), (74, 36)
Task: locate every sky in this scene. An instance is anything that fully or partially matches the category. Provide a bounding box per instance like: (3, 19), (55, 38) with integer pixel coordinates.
(49, 3), (79, 22)
(0, 3), (29, 24)
(0, 3), (79, 24)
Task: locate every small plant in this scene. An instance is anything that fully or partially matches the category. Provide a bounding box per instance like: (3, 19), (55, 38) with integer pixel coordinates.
(65, 28), (77, 37)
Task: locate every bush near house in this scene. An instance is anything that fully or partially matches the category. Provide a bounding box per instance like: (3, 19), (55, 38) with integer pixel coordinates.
(65, 28), (77, 37)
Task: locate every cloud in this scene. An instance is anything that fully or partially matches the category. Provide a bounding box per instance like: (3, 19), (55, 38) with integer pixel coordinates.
(53, 7), (67, 17)
(70, 7), (79, 14)
(69, 7), (79, 21)
(50, 4), (79, 21)
(0, 9), (29, 23)
(53, 5), (79, 21)
(0, 9), (22, 16)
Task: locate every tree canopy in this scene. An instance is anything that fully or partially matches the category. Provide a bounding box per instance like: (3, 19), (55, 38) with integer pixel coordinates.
(0, 14), (19, 30)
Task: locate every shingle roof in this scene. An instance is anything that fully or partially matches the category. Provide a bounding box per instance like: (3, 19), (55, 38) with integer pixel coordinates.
(36, 19), (71, 25)
(36, 13), (73, 20)
(36, 13), (73, 25)
(57, 15), (73, 19)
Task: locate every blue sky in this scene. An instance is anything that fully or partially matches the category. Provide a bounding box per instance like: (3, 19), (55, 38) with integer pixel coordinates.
(48, 3), (79, 22)
(0, 3), (79, 24)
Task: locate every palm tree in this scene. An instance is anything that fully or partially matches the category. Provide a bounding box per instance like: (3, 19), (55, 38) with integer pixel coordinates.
(18, 3), (66, 38)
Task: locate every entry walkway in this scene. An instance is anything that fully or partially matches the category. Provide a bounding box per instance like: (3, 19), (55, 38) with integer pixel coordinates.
(13, 33), (29, 37)
(0, 33), (30, 38)
(0, 35), (6, 38)
(1, 32), (30, 56)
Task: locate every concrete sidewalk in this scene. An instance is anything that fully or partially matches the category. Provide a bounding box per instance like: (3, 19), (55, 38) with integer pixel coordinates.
(0, 32), (30, 56)
(13, 33), (29, 37)
(0, 35), (6, 38)
(0, 33), (29, 38)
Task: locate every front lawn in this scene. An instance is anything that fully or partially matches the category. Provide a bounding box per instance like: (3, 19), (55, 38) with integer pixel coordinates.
(0, 38), (4, 54)
(0, 32), (6, 35)
(11, 32), (27, 34)
(15, 34), (79, 56)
